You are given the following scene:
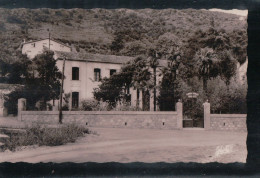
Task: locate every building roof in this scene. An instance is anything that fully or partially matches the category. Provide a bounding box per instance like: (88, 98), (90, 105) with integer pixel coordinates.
(55, 51), (167, 67)
(22, 38), (71, 49)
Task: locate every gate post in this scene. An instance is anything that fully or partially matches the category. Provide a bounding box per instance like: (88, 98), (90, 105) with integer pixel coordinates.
(203, 100), (210, 130)
(18, 98), (26, 121)
(0, 97), (7, 117)
(176, 99), (183, 129)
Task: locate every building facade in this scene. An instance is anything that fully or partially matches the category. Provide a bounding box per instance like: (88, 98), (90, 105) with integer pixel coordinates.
(22, 39), (164, 111)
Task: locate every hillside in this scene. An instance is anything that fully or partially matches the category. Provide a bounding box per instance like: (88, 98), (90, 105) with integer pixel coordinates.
(0, 8), (247, 63)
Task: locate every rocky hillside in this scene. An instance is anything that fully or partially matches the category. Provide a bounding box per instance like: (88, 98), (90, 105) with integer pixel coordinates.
(0, 8), (247, 63)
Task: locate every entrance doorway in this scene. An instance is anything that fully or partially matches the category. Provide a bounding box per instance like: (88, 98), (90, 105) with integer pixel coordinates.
(183, 92), (204, 128)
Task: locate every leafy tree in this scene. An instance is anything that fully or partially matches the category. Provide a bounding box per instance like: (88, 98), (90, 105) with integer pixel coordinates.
(7, 53), (32, 84)
(94, 58), (135, 106)
(148, 49), (159, 111)
(110, 32), (124, 53)
(207, 77), (247, 114)
(94, 55), (155, 110)
(5, 50), (62, 111)
(158, 48), (181, 111)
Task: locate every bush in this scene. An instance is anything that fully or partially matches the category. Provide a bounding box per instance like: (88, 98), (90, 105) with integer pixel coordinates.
(112, 101), (141, 111)
(80, 99), (111, 111)
(1, 124), (90, 152)
(80, 99), (99, 111)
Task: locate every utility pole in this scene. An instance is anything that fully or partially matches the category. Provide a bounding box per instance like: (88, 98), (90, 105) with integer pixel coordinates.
(153, 65), (156, 111)
(59, 57), (66, 124)
(49, 32), (51, 50)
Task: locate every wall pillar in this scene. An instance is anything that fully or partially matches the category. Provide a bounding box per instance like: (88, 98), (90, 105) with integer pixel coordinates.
(18, 98), (26, 121)
(52, 100), (59, 111)
(139, 90), (143, 110)
(176, 100), (183, 129)
(0, 97), (4, 117)
(150, 90), (154, 111)
(203, 100), (211, 130)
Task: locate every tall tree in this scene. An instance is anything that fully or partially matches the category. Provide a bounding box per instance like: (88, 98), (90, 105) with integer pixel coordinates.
(158, 48), (181, 111)
(193, 47), (219, 95)
(94, 56), (154, 110)
(148, 49), (159, 111)
(5, 50), (62, 111)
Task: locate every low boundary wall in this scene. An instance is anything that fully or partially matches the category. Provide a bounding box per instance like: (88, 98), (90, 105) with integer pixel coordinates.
(20, 111), (181, 130)
(203, 101), (247, 132)
(18, 99), (183, 130)
(210, 114), (247, 132)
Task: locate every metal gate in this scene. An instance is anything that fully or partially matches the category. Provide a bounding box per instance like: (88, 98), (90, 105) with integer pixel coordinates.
(183, 92), (204, 128)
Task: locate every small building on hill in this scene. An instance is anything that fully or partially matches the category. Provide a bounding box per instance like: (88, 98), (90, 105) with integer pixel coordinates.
(21, 38), (72, 59)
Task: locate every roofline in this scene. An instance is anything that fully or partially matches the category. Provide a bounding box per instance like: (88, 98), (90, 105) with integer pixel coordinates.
(56, 58), (167, 66)
(57, 58), (128, 64)
(22, 38), (72, 49)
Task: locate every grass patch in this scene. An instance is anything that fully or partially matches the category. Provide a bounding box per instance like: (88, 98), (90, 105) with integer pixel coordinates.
(1, 124), (90, 152)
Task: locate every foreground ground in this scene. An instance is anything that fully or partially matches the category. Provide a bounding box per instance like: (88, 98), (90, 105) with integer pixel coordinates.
(0, 126), (247, 163)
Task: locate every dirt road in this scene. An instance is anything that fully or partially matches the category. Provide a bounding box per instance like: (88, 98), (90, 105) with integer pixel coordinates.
(0, 127), (247, 163)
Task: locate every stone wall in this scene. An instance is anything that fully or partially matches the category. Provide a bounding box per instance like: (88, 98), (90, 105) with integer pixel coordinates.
(203, 101), (247, 132)
(20, 111), (181, 129)
(210, 114), (247, 132)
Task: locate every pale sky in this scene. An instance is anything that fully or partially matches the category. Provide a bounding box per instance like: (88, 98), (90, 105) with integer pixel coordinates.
(209, 9), (248, 17)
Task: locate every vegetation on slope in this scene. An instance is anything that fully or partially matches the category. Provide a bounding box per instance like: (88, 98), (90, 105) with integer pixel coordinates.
(0, 8), (247, 62)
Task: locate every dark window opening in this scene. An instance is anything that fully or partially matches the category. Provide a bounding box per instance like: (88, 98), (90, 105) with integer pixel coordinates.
(72, 92), (79, 108)
(72, 67), (79, 80)
(94, 68), (101, 82)
(125, 94), (131, 103)
(110, 69), (116, 76)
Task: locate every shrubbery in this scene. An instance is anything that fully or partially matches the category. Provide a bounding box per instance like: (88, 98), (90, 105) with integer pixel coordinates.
(79, 99), (141, 111)
(1, 124), (90, 152)
(112, 101), (141, 111)
(80, 99), (111, 111)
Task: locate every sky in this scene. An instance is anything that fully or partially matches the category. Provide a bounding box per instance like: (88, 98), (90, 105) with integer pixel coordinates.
(209, 9), (248, 17)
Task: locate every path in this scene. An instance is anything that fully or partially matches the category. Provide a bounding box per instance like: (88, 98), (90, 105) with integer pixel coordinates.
(0, 127), (247, 163)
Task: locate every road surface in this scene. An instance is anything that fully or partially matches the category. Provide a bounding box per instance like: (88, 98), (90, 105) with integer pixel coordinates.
(0, 127), (247, 163)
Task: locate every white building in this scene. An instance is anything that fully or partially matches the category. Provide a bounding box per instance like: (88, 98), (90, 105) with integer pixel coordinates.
(22, 39), (166, 111)
(21, 38), (71, 59)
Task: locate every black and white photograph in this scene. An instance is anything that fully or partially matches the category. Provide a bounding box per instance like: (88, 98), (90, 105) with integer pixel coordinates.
(0, 0), (259, 177)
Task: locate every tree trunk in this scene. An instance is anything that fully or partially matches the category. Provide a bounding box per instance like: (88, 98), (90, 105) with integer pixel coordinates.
(203, 77), (207, 96)
(136, 89), (139, 108)
(246, 8), (260, 168)
(153, 67), (156, 111)
(142, 89), (150, 111)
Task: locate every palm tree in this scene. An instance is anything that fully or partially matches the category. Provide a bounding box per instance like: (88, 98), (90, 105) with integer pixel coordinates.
(194, 47), (219, 96)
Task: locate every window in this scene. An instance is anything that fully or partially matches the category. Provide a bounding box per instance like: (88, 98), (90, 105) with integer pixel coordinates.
(72, 67), (79, 80)
(110, 69), (116, 76)
(72, 92), (79, 108)
(94, 68), (101, 82)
